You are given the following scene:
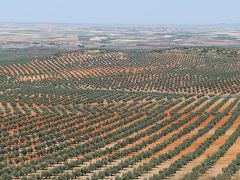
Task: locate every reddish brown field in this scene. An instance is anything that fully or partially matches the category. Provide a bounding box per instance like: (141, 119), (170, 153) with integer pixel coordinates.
(0, 48), (240, 180)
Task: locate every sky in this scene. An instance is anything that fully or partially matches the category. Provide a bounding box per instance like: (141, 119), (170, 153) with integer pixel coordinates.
(0, 0), (240, 25)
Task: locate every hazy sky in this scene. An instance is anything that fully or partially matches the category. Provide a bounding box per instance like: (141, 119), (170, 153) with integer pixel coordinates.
(0, 0), (240, 25)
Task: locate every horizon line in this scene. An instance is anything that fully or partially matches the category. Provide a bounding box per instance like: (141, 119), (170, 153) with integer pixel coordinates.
(0, 21), (240, 27)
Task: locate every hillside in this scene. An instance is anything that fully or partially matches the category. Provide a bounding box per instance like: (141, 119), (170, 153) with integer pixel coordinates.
(0, 47), (240, 180)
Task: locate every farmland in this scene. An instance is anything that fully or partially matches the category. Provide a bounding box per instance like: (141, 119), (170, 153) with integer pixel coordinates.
(0, 47), (240, 180)
(1, 23), (240, 49)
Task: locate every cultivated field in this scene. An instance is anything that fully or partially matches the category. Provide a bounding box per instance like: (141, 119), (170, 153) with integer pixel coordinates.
(0, 47), (240, 180)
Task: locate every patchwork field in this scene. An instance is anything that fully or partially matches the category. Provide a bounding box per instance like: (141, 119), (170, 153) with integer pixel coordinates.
(0, 47), (240, 180)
